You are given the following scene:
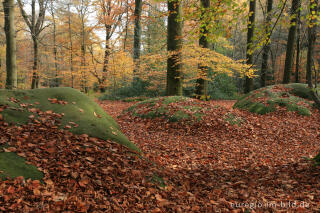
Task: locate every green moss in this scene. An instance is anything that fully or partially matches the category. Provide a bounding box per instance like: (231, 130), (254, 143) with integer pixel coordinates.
(125, 96), (204, 123)
(169, 111), (190, 122)
(148, 173), (166, 188)
(224, 113), (243, 126)
(0, 88), (139, 152)
(234, 84), (314, 116)
(0, 151), (43, 181)
(286, 83), (313, 100)
(121, 97), (149, 102)
(314, 153), (320, 165)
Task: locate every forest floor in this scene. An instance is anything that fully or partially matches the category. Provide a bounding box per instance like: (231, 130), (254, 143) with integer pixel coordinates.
(0, 99), (320, 212)
(100, 100), (320, 212)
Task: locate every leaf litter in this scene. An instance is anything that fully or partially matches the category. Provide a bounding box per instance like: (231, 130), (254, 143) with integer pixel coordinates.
(0, 99), (319, 212)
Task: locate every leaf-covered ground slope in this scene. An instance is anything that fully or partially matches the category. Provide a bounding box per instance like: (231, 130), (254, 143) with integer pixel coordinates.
(0, 98), (319, 212)
(0, 88), (138, 152)
(123, 96), (208, 123)
(234, 83), (316, 116)
(101, 100), (320, 212)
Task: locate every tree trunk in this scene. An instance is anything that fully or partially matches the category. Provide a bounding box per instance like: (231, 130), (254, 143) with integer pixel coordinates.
(283, 0), (300, 84)
(244, 0), (256, 93)
(195, 0), (210, 99)
(80, 16), (87, 93)
(295, 5), (301, 83)
(123, 0), (129, 51)
(51, 0), (59, 87)
(67, 4), (74, 88)
(100, 29), (111, 93)
(306, 0), (318, 87)
(31, 37), (39, 89)
(260, 0), (273, 87)
(166, 0), (183, 96)
(3, 0), (17, 89)
(133, 0), (142, 75)
(17, 0), (47, 89)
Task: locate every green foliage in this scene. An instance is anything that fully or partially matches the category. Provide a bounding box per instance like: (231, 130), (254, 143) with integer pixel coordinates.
(208, 73), (239, 100)
(99, 79), (162, 101)
(234, 84), (314, 116)
(0, 88), (139, 152)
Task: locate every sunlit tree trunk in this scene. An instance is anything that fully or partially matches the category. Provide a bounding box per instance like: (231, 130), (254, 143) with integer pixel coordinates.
(3, 0), (17, 89)
(283, 0), (300, 84)
(244, 0), (256, 93)
(195, 0), (210, 99)
(50, 0), (59, 87)
(260, 0), (273, 87)
(31, 37), (39, 89)
(67, 3), (74, 88)
(123, 0), (129, 51)
(166, 0), (183, 96)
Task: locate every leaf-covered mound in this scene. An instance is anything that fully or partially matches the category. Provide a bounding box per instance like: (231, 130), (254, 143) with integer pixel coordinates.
(233, 83), (316, 116)
(123, 96), (206, 123)
(0, 112), (169, 212)
(0, 88), (139, 152)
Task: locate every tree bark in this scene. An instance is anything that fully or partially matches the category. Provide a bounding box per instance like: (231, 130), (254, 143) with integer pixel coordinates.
(166, 0), (183, 96)
(295, 4), (301, 83)
(50, 0), (59, 87)
(306, 0), (318, 87)
(133, 0), (142, 76)
(31, 37), (39, 89)
(283, 0), (300, 84)
(3, 0), (17, 89)
(244, 0), (256, 93)
(67, 3), (74, 88)
(260, 0), (273, 87)
(123, 0), (129, 51)
(195, 0), (210, 99)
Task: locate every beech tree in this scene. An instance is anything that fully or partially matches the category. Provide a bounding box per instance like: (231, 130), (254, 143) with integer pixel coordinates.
(17, 0), (48, 89)
(194, 0), (210, 99)
(306, 0), (318, 87)
(3, 0), (17, 89)
(166, 0), (183, 96)
(133, 0), (142, 76)
(283, 0), (300, 84)
(260, 0), (273, 87)
(96, 0), (126, 92)
(244, 0), (256, 93)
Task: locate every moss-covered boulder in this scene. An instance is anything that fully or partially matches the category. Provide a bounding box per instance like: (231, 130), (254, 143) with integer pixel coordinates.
(124, 96), (205, 122)
(0, 147), (43, 181)
(233, 84), (317, 116)
(0, 87), (140, 181)
(0, 88), (139, 151)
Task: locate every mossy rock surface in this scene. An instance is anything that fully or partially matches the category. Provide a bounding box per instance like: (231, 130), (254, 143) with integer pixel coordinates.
(233, 84), (316, 116)
(125, 96), (205, 122)
(0, 88), (139, 152)
(0, 150), (43, 181)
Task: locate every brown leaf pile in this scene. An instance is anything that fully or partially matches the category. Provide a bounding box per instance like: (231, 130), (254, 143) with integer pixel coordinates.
(101, 100), (320, 212)
(0, 98), (320, 212)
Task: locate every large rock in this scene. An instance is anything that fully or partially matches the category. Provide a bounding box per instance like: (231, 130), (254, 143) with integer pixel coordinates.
(233, 84), (316, 116)
(0, 87), (139, 152)
(124, 96), (205, 123)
